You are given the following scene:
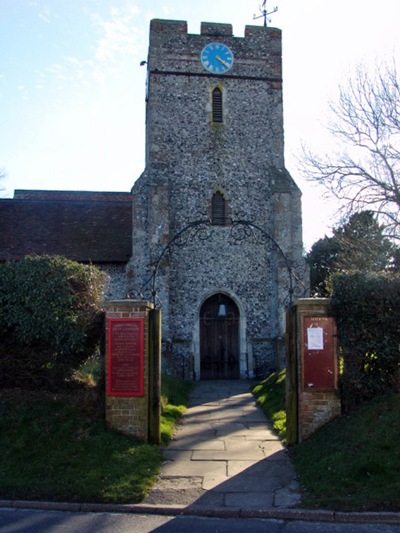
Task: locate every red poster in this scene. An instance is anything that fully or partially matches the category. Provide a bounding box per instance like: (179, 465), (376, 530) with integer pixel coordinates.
(107, 318), (144, 397)
(302, 316), (337, 391)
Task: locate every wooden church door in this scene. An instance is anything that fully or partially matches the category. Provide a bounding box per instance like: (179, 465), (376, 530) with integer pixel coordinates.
(200, 294), (240, 380)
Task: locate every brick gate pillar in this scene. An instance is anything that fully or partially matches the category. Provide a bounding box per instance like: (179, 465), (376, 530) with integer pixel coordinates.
(286, 298), (341, 443)
(104, 300), (154, 442)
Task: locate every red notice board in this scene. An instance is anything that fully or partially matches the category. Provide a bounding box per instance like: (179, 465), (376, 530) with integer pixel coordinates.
(107, 318), (144, 397)
(302, 316), (337, 391)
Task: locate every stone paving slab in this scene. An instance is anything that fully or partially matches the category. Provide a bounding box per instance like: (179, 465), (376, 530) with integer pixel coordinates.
(191, 447), (265, 461)
(211, 422), (250, 436)
(160, 459), (227, 477)
(162, 450), (193, 461)
(186, 405), (223, 414)
(225, 459), (259, 475)
(258, 449), (292, 462)
(143, 380), (301, 511)
(202, 474), (231, 490)
(239, 411), (270, 419)
(227, 457), (295, 480)
(168, 430), (215, 440)
(205, 412), (258, 422)
(184, 439), (225, 451)
(166, 433), (216, 448)
(245, 431), (280, 440)
(247, 422), (278, 430)
(169, 425), (215, 436)
(211, 474), (285, 493)
(259, 440), (288, 455)
(223, 439), (265, 451)
(169, 427), (215, 439)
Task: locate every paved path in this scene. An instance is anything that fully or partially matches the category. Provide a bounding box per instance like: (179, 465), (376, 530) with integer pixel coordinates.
(143, 380), (301, 510)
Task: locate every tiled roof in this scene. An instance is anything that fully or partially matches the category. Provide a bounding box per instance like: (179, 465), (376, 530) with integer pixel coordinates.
(0, 192), (132, 263)
(13, 189), (132, 202)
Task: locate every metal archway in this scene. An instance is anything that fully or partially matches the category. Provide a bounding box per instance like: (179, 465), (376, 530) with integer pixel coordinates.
(127, 215), (307, 307)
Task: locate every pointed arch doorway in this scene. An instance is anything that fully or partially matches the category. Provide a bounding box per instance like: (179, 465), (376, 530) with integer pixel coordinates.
(200, 293), (240, 380)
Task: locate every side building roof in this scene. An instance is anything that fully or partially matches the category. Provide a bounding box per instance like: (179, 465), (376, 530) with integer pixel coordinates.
(0, 190), (132, 263)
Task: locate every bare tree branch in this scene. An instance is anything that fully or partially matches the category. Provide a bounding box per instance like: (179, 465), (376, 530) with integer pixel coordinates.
(300, 60), (400, 240)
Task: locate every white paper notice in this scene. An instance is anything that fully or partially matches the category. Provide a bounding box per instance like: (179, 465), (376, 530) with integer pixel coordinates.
(307, 327), (324, 350)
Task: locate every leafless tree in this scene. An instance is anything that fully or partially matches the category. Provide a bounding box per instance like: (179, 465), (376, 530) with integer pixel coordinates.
(301, 61), (400, 240)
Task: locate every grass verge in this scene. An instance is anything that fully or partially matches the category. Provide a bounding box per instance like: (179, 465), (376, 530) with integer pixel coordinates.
(161, 374), (192, 444)
(0, 374), (191, 503)
(291, 392), (400, 511)
(252, 369), (400, 511)
(251, 368), (286, 440)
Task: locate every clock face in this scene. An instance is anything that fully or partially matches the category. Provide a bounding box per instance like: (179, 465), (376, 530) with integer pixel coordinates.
(200, 43), (234, 74)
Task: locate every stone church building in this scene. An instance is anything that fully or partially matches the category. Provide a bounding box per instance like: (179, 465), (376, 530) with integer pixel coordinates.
(0, 19), (306, 380)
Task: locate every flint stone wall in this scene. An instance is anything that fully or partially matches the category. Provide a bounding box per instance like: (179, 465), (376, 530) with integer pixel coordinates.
(129, 20), (306, 378)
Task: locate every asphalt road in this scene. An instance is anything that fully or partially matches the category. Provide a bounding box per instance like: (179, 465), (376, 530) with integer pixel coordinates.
(1, 508), (400, 533)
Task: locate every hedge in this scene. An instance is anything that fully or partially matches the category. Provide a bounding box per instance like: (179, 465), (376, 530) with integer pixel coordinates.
(331, 272), (400, 412)
(0, 256), (106, 389)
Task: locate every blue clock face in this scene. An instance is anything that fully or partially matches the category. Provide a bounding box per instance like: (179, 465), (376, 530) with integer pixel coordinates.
(200, 43), (234, 74)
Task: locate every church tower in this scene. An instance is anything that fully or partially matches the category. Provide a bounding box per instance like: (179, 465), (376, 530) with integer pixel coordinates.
(129, 19), (305, 379)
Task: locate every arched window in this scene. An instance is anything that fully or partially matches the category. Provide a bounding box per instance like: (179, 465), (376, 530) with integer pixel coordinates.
(211, 191), (226, 225)
(212, 88), (223, 123)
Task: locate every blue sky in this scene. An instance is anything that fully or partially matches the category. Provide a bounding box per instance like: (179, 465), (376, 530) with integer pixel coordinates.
(1, 0), (400, 249)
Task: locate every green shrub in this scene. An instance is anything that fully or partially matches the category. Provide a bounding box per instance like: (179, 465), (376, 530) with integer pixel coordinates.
(332, 272), (400, 412)
(0, 256), (106, 389)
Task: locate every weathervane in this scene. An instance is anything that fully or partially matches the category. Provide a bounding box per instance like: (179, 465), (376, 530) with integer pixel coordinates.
(253, 0), (278, 27)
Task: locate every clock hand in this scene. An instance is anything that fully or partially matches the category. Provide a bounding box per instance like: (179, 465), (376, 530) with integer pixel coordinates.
(215, 55), (230, 68)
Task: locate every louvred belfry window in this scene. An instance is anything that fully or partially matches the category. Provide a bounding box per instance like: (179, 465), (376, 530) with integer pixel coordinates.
(211, 191), (226, 225)
(212, 88), (223, 123)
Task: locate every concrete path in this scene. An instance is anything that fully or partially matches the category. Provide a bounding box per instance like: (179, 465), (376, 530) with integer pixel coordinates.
(143, 380), (301, 511)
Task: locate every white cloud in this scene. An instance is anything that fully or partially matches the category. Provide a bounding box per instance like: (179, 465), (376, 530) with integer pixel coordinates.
(92, 5), (141, 63)
(38, 12), (50, 23)
(25, 3), (144, 97)
(37, 5), (51, 23)
(46, 63), (68, 81)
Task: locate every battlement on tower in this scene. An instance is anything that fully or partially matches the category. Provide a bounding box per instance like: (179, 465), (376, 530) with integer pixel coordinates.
(200, 22), (233, 36)
(150, 18), (281, 43)
(148, 18), (282, 80)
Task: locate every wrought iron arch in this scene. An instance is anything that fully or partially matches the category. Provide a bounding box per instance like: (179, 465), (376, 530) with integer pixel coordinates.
(127, 215), (307, 307)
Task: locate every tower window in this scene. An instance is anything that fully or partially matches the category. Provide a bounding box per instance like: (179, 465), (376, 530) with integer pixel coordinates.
(211, 191), (226, 225)
(212, 88), (223, 123)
